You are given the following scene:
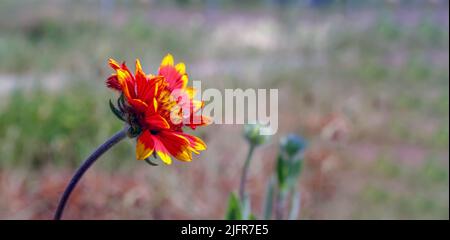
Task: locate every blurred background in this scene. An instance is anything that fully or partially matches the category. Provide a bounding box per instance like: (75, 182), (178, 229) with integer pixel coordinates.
(0, 0), (448, 219)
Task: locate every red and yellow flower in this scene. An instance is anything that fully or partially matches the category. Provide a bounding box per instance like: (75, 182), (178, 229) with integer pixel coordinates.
(106, 54), (210, 164)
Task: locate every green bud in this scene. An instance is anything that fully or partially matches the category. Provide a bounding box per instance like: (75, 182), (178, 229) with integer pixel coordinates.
(280, 134), (307, 158)
(277, 134), (308, 191)
(243, 123), (270, 146)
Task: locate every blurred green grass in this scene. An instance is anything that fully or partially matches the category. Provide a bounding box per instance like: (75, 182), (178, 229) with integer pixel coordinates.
(0, 82), (132, 169)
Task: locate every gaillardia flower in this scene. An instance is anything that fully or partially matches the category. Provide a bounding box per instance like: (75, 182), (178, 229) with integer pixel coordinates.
(106, 54), (210, 164)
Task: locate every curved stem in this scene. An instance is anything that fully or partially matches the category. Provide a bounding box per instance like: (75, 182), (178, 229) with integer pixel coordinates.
(53, 128), (127, 220)
(239, 144), (255, 201)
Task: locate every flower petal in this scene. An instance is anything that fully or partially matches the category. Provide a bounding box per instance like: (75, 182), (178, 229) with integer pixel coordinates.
(180, 74), (188, 89)
(161, 54), (174, 66)
(145, 113), (170, 129)
(190, 100), (204, 113)
(181, 133), (207, 154)
(152, 136), (172, 164)
(108, 58), (121, 70)
(106, 75), (122, 91)
(185, 87), (196, 99)
(156, 150), (172, 165)
(158, 55), (188, 90)
(136, 131), (155, 160)
(142, 76), (164, 106)
(186, 115), (212, 129)
(116, 69), (135, 99)
(175, 62), (186, 74)
(135, 59), (150, 99)
(161, 70), (188, 90)
(128, 98), (148, 113)
(157, 131), (192, 162)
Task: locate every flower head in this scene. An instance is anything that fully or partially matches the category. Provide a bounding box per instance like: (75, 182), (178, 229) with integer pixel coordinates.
(106, 54), (210, 164)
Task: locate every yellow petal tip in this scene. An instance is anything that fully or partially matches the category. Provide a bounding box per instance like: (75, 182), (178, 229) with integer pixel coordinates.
(161, 54), (174, 66)
(175, 62), (186, 74)
(136, 141), (154, 160)
(157, 151), (172, 165)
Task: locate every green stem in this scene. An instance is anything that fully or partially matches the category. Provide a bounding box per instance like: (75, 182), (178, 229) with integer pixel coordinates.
(53, 128), (127, 220)
(239, 144), (255, 201)
(275, 189), (287, 220)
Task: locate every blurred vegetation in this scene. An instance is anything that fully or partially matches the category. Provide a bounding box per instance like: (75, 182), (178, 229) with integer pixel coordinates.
(0, 83), (132, 170)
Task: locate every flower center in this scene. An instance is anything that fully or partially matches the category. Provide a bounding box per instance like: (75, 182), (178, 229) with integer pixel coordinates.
(150, 130), (160, 135)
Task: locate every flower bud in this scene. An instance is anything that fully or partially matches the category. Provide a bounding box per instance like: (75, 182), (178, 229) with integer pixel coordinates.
(277, 134), (308, 191)
(280, 134), (307, 158)
(243, 123), (270, 146)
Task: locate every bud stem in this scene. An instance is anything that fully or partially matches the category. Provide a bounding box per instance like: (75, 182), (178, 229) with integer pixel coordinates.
(239, 144), (255, 201)
(275, 189), (287, 220)
(53, 127), (128, 220)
